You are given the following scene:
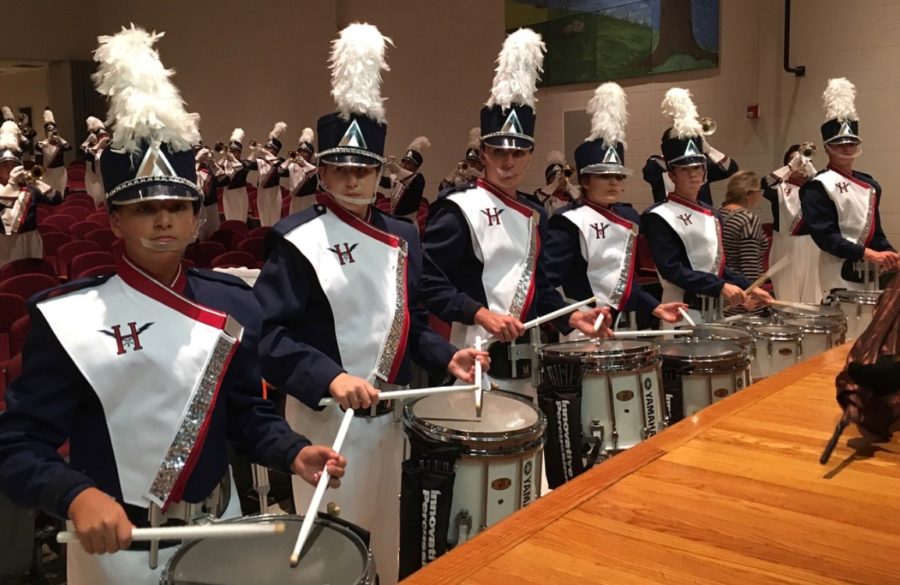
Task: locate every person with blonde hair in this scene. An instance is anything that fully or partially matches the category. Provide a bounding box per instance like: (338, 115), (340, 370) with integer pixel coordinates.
(718, 171), (769, 313)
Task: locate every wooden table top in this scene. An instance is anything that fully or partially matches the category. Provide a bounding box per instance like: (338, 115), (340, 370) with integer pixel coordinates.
(401, 344), (900, 585)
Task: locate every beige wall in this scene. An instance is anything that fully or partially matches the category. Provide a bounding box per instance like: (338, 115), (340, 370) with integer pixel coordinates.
(0, 68), (49, 131)
(1, 0), (898, 245)
(532, 0), (900, 245)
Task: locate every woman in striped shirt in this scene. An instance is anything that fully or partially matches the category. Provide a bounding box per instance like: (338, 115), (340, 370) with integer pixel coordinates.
(719, 171), (768, 314)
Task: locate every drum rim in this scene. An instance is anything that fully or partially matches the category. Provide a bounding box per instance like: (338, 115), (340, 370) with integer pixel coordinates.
(659, 339), (751, 372)
(832, 290), (882, 303)
(538, 339), (658, 360)
(678, 324), (753, 346)
(778, 317), (841, 334)
(159, 514), (376, 585)
(749, 324), (803, 341)
(402, 390), (547, 454)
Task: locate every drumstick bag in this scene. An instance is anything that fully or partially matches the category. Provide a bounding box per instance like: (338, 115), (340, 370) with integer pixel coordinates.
(399, 459), (456, 579)
(537, 383), (584, 488)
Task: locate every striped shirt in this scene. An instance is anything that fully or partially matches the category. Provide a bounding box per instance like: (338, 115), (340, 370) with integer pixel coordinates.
(719, 206), (768, 315)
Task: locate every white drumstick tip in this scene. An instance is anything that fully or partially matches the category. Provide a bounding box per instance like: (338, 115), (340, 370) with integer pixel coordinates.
(592, 312), (605, 332)
(678, 307), (696, 327)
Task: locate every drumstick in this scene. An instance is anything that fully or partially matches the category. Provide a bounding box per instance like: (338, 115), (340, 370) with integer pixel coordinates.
(474, 335), (484, 418)
(767, 299), (823, 312)
(744, 255), (791, 295)
(486, 296), (599, 343)
(678, 307), (696, 327)
(820, 409), (851, 465)
(57, 522), (286, 544)
(317, 383), (479, 407)
(611, 329), (693, 338)
(290, 407), (354, 567)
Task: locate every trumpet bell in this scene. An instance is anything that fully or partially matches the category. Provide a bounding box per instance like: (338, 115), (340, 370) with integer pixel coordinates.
(699, 116), (717, 136)
(799, 141), (817, 159)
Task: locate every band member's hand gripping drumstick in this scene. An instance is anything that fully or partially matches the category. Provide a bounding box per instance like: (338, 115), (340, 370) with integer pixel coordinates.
(290, 407), (354, 567)
(486, 297), (599, 343)
(474, 335), (484, 417)
(317, 384), (479, 407)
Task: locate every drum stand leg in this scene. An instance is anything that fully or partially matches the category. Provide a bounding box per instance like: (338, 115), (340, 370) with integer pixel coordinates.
(251, 464), (270, 515)
(454, 510), (473, 547)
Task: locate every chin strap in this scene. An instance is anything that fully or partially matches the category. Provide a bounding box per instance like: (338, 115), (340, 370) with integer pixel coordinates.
(139, 216), (206, 252)
(315, 167), (381, 206)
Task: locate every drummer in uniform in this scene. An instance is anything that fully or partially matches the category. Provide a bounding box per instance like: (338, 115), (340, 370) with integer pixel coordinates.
(0, 26), (345, 585)
(762, 144), (820, 303)
(642, 88), (771, 326)
(35, 107), (72, 197)
(421, 28), (610, 399)
(545, 83), (687, 332)
(248, 121), (287, 227)
(284, 127), (318, 215)
(800, 78), (899, 297)
(253, 24), (487, 585)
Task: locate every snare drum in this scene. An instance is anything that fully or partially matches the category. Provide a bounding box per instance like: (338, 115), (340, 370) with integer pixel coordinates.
(830, 290), (881, 339)
(537, 339), (666, 455)
(659, 339), (751, 423)
(402, 390), (545, 547)
(771, 303), (848, 341)
(161, 514), (376, 585)
(745, 324), (803, 379)
(681, 324), (753, 353)
(779, 317), (842, 359)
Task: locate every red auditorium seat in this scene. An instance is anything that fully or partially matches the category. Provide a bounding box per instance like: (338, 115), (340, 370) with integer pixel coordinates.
(37, 222), (64, 236)
(0, 258), (57, 281)
(8, 314), (30, 358)
(64, 192), (95, 206)
(42, 214), (78, 232)
(186, 241), (227, 268)
(84, 228), (118, 249)
(85, 211), (110, 226)
(209, 229), (240, 251)
(219, 220), (249, 239)
(69, 252), (115, 280)
(246, 226), (271, 240)
(76, 264), (117, 279)
(0, 293), (27, 362)
(0, 273), (58, 300)
(210, 251), (257, 269)
(55, 240), (102, 279)
(41, 231), (73, 267)
(237, 237), (266, 265)
(69, 220), (105, 240)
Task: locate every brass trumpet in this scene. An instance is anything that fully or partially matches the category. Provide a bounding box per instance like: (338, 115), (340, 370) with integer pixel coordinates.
(16, 165), (44, 185)
(799, 141), (817, 160)
(213, 141), (227, 153)
(699, 116), (717, 136)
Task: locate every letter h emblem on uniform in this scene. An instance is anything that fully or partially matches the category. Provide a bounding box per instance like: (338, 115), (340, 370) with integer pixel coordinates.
(329, 242), (359, 266)
(100, 322), (154, 355)
(480, 207), (504, 226)
(677, 213), (693, 226)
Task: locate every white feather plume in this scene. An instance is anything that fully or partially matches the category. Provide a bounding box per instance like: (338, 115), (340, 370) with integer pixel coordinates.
(587, 82), (628, 147)
(546, 150), (566, 166)
(823, 77), (858, 122)
(467, 127), (481, 148)
(1, 107), (13, 122)
(0, 121), (21, 151)
(329, 23), (393, 123)
(661, 87), (702, 139)
(43, 108), (55, 125)
(407, 136), (431, 152)
(230, 128), (244, 144)
(91, 24), (200, 154)
(487, 28), (546, 109)
(299, 127), (314, 144)
(86, 116), (105, 131)
(269, 121), (287, 140)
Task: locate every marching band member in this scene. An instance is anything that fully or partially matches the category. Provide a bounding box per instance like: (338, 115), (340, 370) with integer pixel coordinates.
(421, 29), (610, 398)
(545, 83), (686, 333)
(248, 121), (287, 227)
(81, 116), (110, 207)
(35, 107), (71, 197)
(0, 26), (345, 585)
(16, 110), (37, 163)
(380, 136), (429, 223)
(762, 144), (820, 303)
(253, 24), (486, 585)
(438, 126), (483, 191)
(0, 121), (61, 266)
(194, 141), (225, 238)
(284, 127), (318, 215)
(533, 150), (579, 215)
(220, 128), (252, 222)
(800, 78), (899, 296)
(642, 119), (738, 207)
(642, 88), (770, 326)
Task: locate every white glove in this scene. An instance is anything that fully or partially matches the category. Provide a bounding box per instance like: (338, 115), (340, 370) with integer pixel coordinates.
(195, 147), (212, 162)
(704, 142), (727, 165)
(540, 172), (562, 196)
(787, 151), (804, 172)
(8, 165), (26, 185)
(800, 159), (816, 178)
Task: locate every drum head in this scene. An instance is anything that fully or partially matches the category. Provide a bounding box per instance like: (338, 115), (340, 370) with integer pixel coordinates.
(681, 324), (752, 347)
(404, 390), (545, 454)
(780, 317), (836, 334)
(540, 339), (654, 357)
(163, 516), (371, 585)
(752, 325), (802, 341)
(834, 290), (881, 304)
(659, 339), (741, 360)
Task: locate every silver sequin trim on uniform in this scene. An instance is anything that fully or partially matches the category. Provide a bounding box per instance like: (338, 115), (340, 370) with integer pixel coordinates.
(608, 228), (637, 310)
(375, 241), (409, 381)
(508, 213), (539, 318)
(859, 187), (875, 245)
(712, 217), (724, 275)
(148, 332), (237, 505)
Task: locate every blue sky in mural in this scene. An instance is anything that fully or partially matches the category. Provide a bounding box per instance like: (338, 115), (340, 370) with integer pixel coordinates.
(514, 0), (719, 51)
